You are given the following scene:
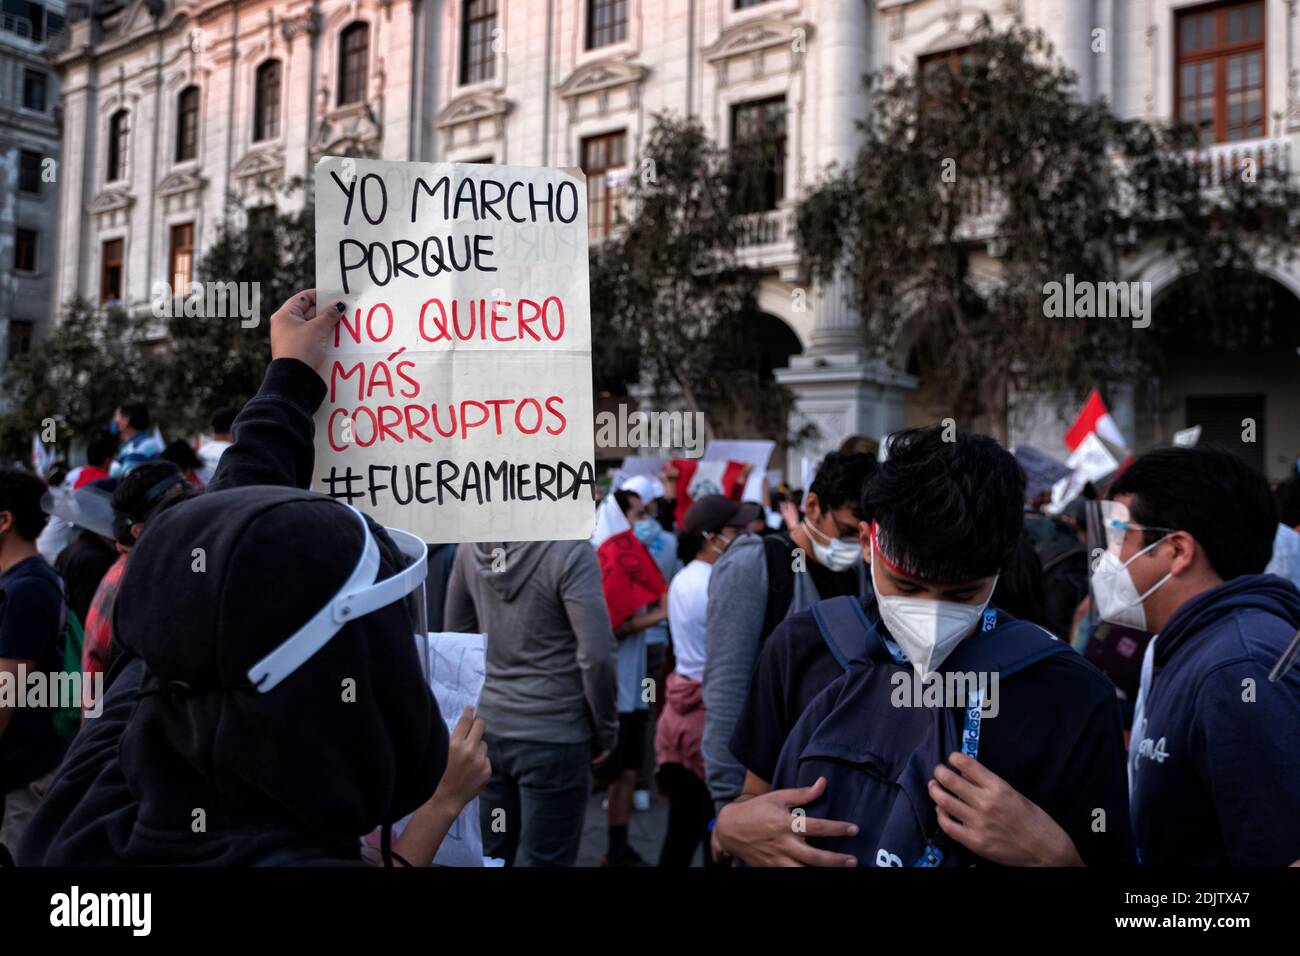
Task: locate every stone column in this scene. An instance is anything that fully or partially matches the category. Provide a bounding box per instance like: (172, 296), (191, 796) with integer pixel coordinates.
(774, 0), (914, 463)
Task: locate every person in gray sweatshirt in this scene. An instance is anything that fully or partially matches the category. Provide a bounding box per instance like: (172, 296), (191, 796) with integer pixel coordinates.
(446, 539), (618, 866)
(701, 453), (875, 814)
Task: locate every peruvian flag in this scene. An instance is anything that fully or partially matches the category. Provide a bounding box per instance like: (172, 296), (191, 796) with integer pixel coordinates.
(591, 496), (667, 630)
(669, 458), (749, 528)
(1064, 389), (1128, 453)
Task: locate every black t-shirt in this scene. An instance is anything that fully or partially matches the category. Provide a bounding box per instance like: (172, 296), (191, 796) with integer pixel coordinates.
(0, 555), (68, 792)
(731, 596), (1136, 867)
(55, 531), (117, 626)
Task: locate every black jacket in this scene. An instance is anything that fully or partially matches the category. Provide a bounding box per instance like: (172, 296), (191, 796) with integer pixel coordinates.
(21, 359), (449, 865)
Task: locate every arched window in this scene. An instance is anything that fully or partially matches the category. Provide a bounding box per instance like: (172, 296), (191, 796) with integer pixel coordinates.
(254, 60), (282, 141)
(107, 109), (129, 181)
(176, 86), (200, 162)
(338, 23), (369, 106)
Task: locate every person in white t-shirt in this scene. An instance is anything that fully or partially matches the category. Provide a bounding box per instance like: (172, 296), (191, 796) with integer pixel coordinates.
(656, 495), (758, 866)
(195, 406), (240, 485)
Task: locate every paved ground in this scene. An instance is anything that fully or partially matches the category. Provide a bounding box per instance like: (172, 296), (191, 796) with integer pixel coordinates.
(576, 788), (681, 867)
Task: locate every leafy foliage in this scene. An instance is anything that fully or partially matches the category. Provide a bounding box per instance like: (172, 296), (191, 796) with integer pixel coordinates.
(591, 113), (813, 444)
(1, 185), (314, 459)
(161, 184), (314, 433)
(0, 299), (163, 460)
(796, 16), (1300, 433)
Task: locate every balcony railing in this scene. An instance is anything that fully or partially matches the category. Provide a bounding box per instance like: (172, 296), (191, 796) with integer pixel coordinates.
(1, 13), (62, 46)
(1, 13), (35, 39)
(1193, 136), (1292, 189)
(736, 206), (794, 248)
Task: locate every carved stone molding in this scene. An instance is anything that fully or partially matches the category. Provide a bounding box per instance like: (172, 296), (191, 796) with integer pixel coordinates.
(702, 17), (813, 64)
(157, 169), (205, 196)
(232, 147), (285, 183)
(88, 188), (134, 214)
(313, 102), (382, 157)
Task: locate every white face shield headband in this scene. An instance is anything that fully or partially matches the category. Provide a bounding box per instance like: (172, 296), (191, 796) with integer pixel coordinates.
(247, 505), (428, 693)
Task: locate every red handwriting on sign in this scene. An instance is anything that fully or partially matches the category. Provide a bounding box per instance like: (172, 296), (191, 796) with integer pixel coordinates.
(417, 296), (565, 343)
(327, 397), (568, 452)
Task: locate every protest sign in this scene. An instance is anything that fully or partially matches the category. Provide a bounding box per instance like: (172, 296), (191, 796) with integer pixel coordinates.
(704, 440), (775, 503)
(312, 157), (596, 542)
(620, 455), (668, 482)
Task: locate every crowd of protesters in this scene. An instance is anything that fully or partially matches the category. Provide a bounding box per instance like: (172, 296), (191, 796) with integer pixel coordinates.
(1, 288), (1298, 868)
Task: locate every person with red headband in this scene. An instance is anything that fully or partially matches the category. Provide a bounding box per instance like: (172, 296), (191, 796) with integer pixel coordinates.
(715, 425), (1135, 867)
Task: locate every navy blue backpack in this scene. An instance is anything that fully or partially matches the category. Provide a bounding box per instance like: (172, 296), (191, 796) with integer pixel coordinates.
(770, 595), (1070, 867)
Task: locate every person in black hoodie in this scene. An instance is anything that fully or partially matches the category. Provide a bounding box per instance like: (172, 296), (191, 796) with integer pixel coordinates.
(20, 290), (451, 866)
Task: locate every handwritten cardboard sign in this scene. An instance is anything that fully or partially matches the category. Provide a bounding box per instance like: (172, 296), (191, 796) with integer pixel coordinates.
(312, 157), (596, 542)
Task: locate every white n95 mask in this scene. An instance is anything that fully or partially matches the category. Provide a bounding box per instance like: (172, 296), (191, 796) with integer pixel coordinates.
(1088, 500), (1173, 633)
(1090, 542), (1170, 632)
(869, 552), (997, 677)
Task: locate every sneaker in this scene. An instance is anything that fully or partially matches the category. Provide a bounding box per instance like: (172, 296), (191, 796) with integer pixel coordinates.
(633, 789), (651, 812)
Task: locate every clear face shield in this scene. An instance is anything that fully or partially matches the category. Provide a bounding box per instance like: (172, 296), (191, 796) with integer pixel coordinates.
(1087, 500), (1176, 562)
(247, 504), (428, 693)
(1085, 500), (1175, 630)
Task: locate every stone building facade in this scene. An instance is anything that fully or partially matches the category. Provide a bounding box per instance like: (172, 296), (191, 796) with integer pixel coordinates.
(42, 1), (1300, 476)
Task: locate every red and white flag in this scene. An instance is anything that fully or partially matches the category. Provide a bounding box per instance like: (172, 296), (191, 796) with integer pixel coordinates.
(668, 458), (748, 528)
(1064, 389), (1128, 453)
(591, 495), (667, 629)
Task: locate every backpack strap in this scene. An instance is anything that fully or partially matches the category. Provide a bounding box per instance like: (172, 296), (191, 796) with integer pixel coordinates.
(811, 595), (889, 669)
(760, 534), (796, 642)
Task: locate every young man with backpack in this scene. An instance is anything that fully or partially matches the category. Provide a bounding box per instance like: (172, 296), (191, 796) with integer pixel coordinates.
(701, 452), (874, 813)
(716, 426), (1135, 867)
(0, 467), (68, 860)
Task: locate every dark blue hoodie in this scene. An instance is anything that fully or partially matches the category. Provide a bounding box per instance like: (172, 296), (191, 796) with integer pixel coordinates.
(1130, 573), (1300, 866)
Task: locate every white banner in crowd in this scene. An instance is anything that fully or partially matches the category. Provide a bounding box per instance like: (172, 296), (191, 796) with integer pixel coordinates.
(312, 157), (596, 542)
(704, 440), (775, 502)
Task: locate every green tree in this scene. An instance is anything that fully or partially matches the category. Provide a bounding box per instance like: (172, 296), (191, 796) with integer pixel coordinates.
(590, 113), (813, 445)
(0, 298), (164, 461)
(797, 16), (1300, 439)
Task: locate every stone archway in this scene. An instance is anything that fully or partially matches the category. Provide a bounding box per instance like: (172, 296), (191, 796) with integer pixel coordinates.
(1137, 265), (1300, 480)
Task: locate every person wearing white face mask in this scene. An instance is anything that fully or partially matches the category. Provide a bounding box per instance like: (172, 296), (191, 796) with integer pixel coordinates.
(700, 452), (875, 826)
(716, 426), (1135, 867)
(1097, 448), (1300, 867)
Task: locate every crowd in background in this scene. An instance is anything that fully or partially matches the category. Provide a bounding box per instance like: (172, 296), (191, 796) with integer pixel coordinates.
(2, 289), (1299, 868)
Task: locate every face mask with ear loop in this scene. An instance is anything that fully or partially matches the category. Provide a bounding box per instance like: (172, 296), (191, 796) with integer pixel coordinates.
(1088, 500), (1175, 633)
(804, 518), (864, 571)
(706, 529), (737, 558)
(868, 523), (998, 677)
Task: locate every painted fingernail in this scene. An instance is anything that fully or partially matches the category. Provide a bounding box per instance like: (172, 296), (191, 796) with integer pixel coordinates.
(334, 302), (346, 313)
